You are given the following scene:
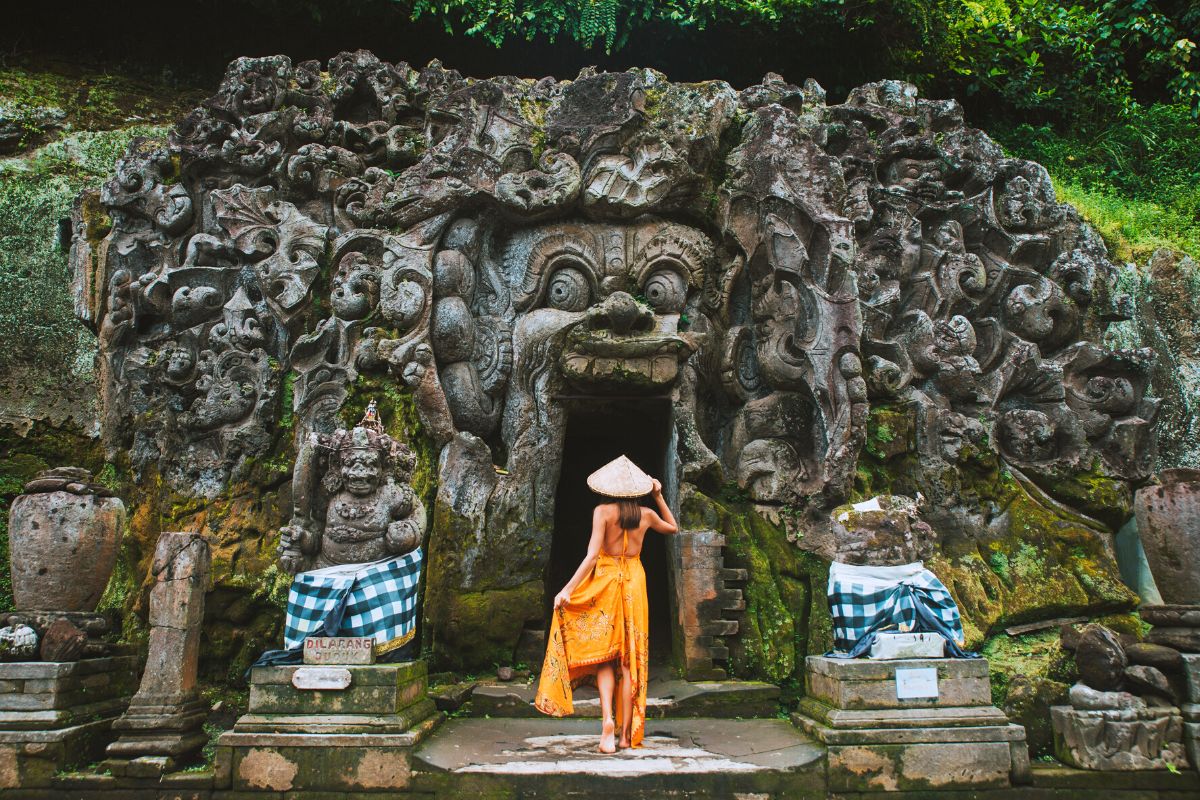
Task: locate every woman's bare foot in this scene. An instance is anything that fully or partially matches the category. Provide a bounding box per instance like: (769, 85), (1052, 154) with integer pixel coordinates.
(599, 717), (616, 754)
(618, 728), (631, 749)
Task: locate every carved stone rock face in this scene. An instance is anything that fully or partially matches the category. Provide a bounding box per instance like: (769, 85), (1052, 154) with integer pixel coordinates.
(74, 55), (1159, 663)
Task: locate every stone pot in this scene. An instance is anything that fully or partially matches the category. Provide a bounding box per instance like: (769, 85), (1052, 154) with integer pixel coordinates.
(1134, 468), (1200, 606)
(8, 490), (125, 612)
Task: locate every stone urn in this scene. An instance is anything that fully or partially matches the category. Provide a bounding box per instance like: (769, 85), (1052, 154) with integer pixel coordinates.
(7, 467), (125, 612)
(1134, 468), (1200, 606)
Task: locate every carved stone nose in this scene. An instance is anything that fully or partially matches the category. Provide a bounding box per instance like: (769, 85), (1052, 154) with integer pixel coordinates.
(600, 291), (641, 334)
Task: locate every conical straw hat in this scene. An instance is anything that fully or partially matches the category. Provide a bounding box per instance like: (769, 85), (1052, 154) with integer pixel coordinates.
(587, 455), (653, 498)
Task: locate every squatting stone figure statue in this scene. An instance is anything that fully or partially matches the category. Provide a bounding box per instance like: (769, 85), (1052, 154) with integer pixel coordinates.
(280, 401), (425, 573)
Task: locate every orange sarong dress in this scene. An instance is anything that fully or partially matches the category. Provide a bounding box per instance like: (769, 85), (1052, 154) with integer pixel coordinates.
(534, 535), (650, 748)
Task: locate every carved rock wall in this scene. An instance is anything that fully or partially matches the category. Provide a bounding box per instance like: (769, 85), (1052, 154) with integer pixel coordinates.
(71, 53), (1155, 681)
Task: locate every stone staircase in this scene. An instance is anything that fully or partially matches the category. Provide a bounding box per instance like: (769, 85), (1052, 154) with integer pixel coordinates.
(668, 528), (748, 680)
(412, 717), (825, 798)
(455, 670), (780, 719)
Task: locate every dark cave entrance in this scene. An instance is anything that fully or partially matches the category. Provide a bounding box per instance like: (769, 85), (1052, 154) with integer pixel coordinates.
(549, 398), (675, 665)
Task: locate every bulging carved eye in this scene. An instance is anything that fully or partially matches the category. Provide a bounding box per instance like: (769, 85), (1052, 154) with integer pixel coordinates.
(643, 268), (687, 313)
(547, 266), (591, 312)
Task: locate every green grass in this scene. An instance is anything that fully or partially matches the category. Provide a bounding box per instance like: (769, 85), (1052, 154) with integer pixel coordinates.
(1049, 182), (1200, 264)
(993, 103), (1200, 263)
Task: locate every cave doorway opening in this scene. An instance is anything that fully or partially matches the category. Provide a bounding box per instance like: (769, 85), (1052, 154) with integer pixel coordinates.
(549, 397), (675, 666)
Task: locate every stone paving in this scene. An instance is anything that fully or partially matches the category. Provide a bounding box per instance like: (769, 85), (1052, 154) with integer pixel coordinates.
(416, 717), (823, 776)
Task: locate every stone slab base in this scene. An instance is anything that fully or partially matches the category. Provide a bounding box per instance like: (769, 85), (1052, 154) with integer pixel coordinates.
(214, 715), (439, 793)
(413, 716), (825, 798)
(247, 661), (427, 717)
(807, 655), (992, 710)
(1051, 705), (1189, 771)
(0, 656), (139, 789)
(0, 655), (137, 726)
(795, 710), (1029, 792)
(468, 673), (780, 719)
(0, 717), (118, 790)
(797, 655), (1029, 791)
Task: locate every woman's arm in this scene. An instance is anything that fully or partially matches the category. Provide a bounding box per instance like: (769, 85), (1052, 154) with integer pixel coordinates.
(553, 505), (606, 609)
(645, 478), (678, 533)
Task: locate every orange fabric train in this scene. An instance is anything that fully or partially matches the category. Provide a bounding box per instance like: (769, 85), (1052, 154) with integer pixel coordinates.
(534, 551), (649, 748)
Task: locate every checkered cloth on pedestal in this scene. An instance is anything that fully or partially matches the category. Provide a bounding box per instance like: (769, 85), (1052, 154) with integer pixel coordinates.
(283, 549), (423, 655)
(827, 561), (970, 656)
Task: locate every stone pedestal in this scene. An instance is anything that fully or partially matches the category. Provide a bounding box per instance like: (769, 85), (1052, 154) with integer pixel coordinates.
(105, 531), (211, 764)
(0, 655), (138, 790)
(792, 656), (1030, 792)
(214, 661), (438, 792)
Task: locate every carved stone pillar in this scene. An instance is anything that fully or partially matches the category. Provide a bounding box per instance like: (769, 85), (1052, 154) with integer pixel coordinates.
(106, 532), (211, 763)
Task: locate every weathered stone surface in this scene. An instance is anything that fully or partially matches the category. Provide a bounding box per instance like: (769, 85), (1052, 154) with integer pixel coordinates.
(806, 656), (992, 711)
(1125, 641), (1185, 673)
(830, 495), (935, 566)
(796, 654), (1026, 788)
(868, 632), (945, 660)
(280, 402), (426, 574)
(216, 716), (440, 792)
(303, 637), (375, 665)
(1052, 705), (1189, 770)
(1181, 654), (1200, 703)
(1140, 604), (1200, 628)
(1135, 469), (1200, 605)
(0, 626), (38, 662)
(826, 740), (1013, 792)
(1124, 664), (1176, 702)
(291, 667), (352, 690)
(7, 481), (124, 613)
(38, 619), (87, 663)
(1147, 626), (1200, 653)
(78, 53), (1157, 676)
(1074, 624), (1128, 691)
(106, 532), (210, 760)
(1069, 682), (1144, 710)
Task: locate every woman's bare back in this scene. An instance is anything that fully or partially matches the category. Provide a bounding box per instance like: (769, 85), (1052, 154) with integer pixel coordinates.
(597, 503), (674, 557)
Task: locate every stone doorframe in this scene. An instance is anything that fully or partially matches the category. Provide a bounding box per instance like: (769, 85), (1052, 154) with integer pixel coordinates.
(667, 529), (746, 680)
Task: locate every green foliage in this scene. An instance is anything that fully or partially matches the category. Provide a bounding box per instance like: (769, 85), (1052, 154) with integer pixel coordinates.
(403, 2), (1199, 119)
(993, 103), (1200, 260)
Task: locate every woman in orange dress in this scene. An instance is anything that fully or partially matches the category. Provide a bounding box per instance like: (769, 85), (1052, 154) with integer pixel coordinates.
(534, 455), (678, 753)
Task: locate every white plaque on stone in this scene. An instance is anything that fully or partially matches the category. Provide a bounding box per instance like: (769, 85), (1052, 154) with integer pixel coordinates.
(303, 636), (375, 665)
(869, 632), (945, 660)
(895, 667), (939, 699)
(292, 666), (352, 690)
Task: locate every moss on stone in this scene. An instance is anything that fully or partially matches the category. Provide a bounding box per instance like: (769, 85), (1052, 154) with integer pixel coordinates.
(680, 486), (830, 702)
(981, 629), (1077, 757)
(430, 581), (543, 670)
(340, 375), (438, 509)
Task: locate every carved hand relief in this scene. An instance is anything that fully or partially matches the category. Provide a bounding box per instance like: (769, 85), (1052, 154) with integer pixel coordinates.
(76, 55), (1155, 543)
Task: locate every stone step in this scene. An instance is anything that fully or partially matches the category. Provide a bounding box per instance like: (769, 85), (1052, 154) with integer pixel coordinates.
(460, 676), (780, 719)
(412, 717), (824, 798)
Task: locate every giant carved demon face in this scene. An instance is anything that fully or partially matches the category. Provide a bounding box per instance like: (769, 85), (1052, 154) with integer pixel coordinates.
(80, 55), (1158, 662)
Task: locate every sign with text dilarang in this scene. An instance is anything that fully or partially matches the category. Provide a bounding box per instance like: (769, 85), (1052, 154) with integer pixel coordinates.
(302, 636), (376, 665)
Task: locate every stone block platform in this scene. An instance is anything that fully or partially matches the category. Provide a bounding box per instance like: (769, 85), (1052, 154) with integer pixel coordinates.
(0, 655), (138, 790)
(793, 655), (1030, 793)
(413, 716), (825, 798)
(212, 660), (439, 793)
(466, 671), (780, 719)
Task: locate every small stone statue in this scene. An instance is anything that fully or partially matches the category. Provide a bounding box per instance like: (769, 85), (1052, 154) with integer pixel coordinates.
(0, 624), (38, 661)
(1052, 623), (1189, 770)
(280, 400), (426, 574)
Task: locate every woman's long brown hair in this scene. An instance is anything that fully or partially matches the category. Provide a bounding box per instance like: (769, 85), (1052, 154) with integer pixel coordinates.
(616, 498), (642, 531)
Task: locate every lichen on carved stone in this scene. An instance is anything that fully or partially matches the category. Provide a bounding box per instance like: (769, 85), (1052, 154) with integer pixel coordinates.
(76, 54), (1157, 668)
(281, 400), (426, 574)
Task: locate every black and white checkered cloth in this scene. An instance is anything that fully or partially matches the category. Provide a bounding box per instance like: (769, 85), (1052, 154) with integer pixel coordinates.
(283, 549), (423, 655)
(827, 561), (971, 657)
